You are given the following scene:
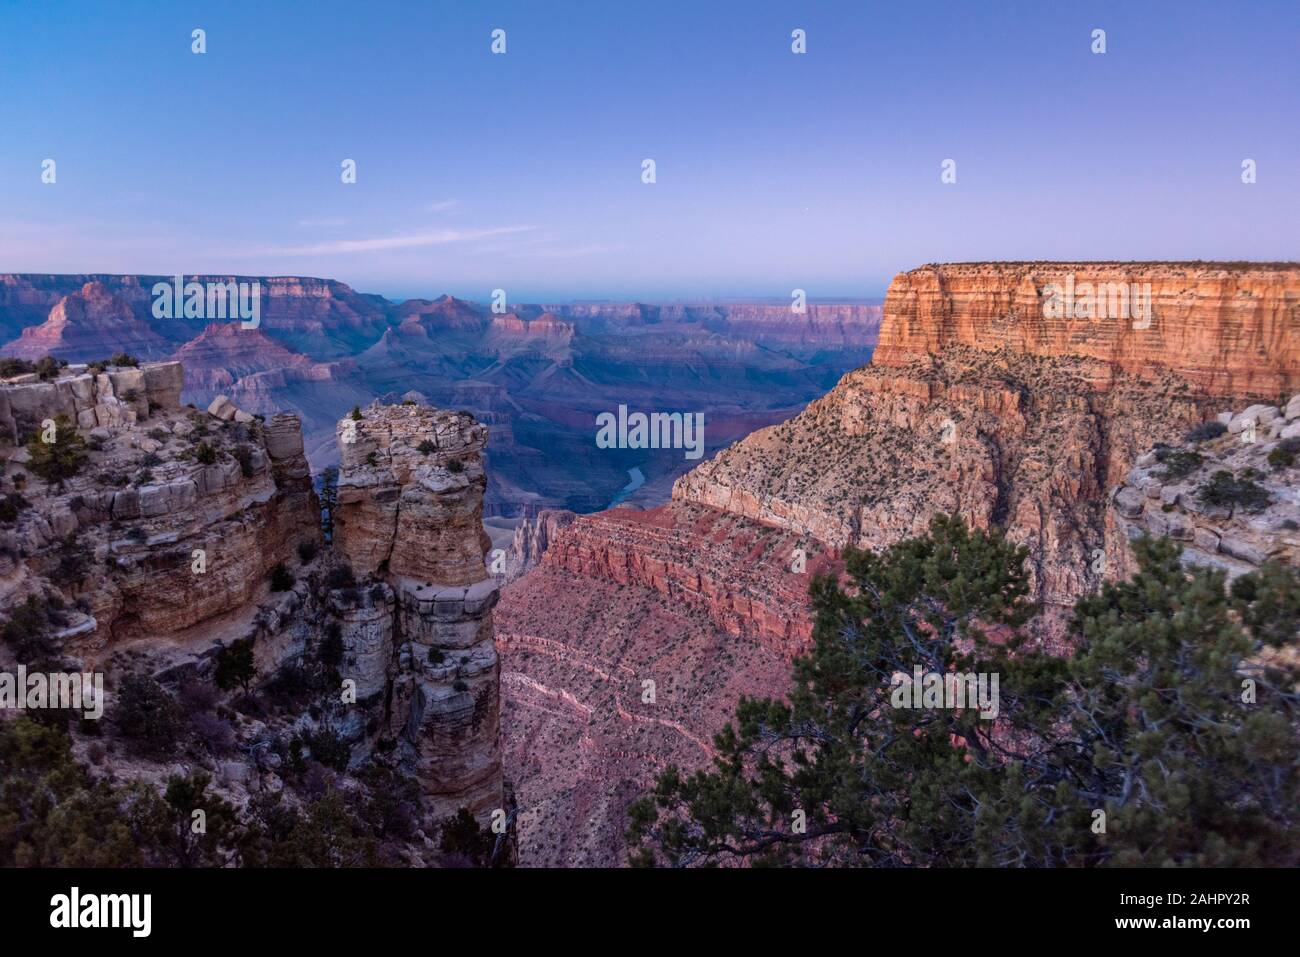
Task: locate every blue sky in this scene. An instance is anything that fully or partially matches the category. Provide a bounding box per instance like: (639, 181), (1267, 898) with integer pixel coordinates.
(0, 0), (1296, 301)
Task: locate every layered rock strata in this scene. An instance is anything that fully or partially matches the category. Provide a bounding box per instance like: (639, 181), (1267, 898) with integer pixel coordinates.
(874, 262), (1299, 397)
(334, 404), (503, 821)
(537, 502), (831, 658)
(676, 262), (1300, 620)
(0, 362), (317, 656)
(495, 500), (834, 864)
(1, 360), (508, 854)
(1, 359), (183, 441)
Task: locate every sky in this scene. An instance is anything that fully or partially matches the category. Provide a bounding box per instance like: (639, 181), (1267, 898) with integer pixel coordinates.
(0, 0), (1296, 302)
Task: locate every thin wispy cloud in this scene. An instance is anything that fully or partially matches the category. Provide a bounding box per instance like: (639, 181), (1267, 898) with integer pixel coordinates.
(247, 225), (536, 257)
(427, 200), (461, 213)
(506, 242), (628, 261)
(296, 217), (349, 228)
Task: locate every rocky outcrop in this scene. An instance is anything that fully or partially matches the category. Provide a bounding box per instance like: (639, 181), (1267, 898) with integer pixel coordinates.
(875, 262), (1299, 397)
(172, 324), (336, 405)
(335, 405), (491, 584)
(0, 365), (319, 656)
(498, 508), (577, 583)
(334, 404), (503, 821)
(674, 347), (1222, 630)
(537, 502), (829, 658)
(0, 360), (184, 440)
(1110, 394), (1300, 580)
(675, 262), (1300, 624)
(0, 358), (514, 858)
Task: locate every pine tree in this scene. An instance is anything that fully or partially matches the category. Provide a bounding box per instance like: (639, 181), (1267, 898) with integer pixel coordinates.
(25, 414), (88, 488)
(214, 638), (256, 696)
(627, 518), (1300, 867)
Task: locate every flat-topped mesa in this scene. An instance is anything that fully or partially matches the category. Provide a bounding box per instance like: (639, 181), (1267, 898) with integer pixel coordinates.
(334, 403), (503, 822)
(877, 262), (1300, 398)
(673, 262), (1300, 630)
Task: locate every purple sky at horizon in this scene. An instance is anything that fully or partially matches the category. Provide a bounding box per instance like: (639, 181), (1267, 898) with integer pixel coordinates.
(0, 0), (1296, 303)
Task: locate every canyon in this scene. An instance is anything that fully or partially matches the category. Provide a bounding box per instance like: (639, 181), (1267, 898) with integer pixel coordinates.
(0, 276), (882, 517)
(496, 261), (1300, 865)
(3, 261), (1297, 868)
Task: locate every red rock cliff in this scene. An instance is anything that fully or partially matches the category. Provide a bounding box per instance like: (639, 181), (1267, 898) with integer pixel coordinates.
(876, 262), (1299, 397)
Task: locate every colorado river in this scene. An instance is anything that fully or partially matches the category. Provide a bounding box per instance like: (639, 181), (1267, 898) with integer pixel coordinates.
(608, 467), (645, 508)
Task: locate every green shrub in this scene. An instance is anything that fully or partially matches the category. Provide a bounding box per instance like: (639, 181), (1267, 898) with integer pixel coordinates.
(0, 596), (55, 664)
(447, 458), (465, 474)
(297, 540), (318, 564)
(24, 416), (88, 487)
(0, 357), (35, 378)
(214, 638), (256, 695)
(269, 562), (294, 592)
(1186, 421), (1228, 443)
(51, 536), (91, 586)
(1160, 450), (1203, 481)
(318, 622), (343, 670)
(325, 564), (356, 590)
(0, 492), (30, 523)
(115, 674), (182, 755)
(417, 440), (435, 455)
(437, 807), (501, 868)
(301, 726), (351, 772)
(34, 356), (67, 381)
(1198, 470), (1271, 512)
(195, 442), (217, 465)
(1267, 437), (1300, 471)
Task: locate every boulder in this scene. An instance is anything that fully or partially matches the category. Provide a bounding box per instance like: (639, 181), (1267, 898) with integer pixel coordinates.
(142, 362), (184, 410)
(207, 395), (237, 421)
(1113, 485), (1145, 518)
